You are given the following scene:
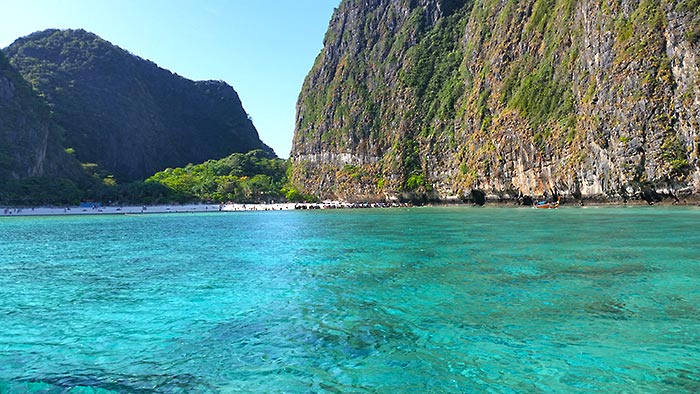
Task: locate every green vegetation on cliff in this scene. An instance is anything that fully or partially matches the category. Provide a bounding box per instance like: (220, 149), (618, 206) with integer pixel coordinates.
(292, 0), (700, 202)
(0, 48), (86, 200)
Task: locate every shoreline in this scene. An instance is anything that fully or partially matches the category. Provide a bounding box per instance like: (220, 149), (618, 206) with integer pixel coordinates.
(1, 204), (226, 217)
(2, 197), (698, 218)
(0, 201), (410, 217)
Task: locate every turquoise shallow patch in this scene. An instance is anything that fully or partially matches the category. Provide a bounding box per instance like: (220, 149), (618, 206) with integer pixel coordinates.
(0, 206), (699, 392)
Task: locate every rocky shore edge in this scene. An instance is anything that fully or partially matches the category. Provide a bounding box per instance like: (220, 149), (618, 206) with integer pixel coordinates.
(367, 187), (700, 207)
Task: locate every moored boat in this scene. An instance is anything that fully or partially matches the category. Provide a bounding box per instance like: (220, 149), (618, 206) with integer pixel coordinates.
(534, 196), (560, 209)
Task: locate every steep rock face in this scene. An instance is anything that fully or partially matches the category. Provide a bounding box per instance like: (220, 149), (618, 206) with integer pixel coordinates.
(0, 49), (79, 180)
(5, 29), (273, 181)
(291, 0), (700, 202)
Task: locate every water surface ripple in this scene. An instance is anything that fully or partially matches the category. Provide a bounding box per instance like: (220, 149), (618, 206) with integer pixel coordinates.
(1, 206), (699, 392)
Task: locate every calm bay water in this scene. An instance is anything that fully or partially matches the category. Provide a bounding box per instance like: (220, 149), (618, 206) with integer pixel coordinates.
(0, 206), (699, 393)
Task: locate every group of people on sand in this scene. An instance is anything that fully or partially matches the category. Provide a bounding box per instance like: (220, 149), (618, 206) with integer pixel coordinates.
(3, 208), (30, 215)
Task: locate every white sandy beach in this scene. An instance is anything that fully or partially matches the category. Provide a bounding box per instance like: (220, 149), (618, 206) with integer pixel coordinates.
(0, 203), (298, 216)
(1, 204), (225, 216)
(1, 201), (404, 217)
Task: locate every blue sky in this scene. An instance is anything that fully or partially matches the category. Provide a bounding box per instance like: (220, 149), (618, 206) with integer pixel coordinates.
(0, 0), (339, 158)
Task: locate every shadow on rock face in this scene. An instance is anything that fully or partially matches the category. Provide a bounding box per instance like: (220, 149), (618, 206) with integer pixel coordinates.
(640, 188), (663, 205)
(470, 189), (486, 206)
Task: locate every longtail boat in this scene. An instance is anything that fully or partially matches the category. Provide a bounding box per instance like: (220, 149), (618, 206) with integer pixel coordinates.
(534, 196), (560, 209)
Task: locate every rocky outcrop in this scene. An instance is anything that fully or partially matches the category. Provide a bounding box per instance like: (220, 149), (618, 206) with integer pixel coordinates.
(5, 29), (274, 182)
(291, 0), (700, 203)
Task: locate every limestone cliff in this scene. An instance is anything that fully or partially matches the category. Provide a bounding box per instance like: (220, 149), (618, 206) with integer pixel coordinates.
(6, 29), (274, 182)
(0, 49), (79, 181)
(291, 0), (700, 202)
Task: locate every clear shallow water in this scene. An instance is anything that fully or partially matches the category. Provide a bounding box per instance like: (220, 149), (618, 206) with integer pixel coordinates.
(0, 206), (699, 393)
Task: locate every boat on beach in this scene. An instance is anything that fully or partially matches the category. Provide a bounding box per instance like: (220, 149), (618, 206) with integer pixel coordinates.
(534, 196), (560, 209)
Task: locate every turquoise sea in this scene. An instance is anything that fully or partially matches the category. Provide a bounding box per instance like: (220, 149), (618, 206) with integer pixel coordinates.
(1, 206), (699, 393)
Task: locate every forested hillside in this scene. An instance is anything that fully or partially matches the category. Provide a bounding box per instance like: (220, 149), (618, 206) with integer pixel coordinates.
(1, 29), (287, 206)
(145, 150), (294, 203)
(5, 29), (274, 182)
